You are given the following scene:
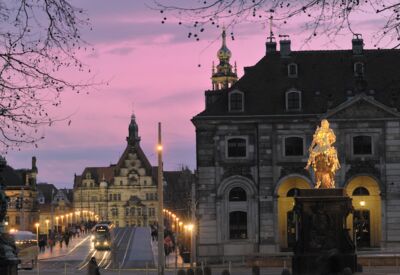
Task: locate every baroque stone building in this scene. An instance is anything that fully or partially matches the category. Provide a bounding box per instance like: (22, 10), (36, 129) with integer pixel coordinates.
(3, 157), (39, 232)
(192, 33), (400, 262)
(73, 114), (158, 227)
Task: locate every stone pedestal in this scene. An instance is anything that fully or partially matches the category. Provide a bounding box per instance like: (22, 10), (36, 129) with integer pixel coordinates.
(292, 189), (357, 275)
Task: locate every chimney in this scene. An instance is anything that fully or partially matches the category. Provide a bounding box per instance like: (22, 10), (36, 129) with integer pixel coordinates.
(279, 35), (291, 57)
(352, 34), (364, 55)
(265, 36), (277, 54)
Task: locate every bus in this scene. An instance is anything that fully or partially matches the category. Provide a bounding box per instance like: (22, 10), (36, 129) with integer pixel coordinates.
(10, 231), (38, 270)
(92, 223), (112, 250)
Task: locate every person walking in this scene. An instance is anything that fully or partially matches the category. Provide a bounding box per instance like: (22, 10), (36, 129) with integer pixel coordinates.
(88, 257), (100, 275)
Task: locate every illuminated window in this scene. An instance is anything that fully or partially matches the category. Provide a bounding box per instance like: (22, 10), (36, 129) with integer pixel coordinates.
(284, 137), (304, 156)
(229, 211), (247, 239)
(286, 90), (301, 111)
(352, 187), (369, 196)
(229, 187), (247, 201)
(353, 135), (372, 155)
(227, 138), (247, 158)
(229, 91), (244, 112)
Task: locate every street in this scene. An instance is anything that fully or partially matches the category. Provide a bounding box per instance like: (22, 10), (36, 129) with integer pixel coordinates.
(17, 226), (400, 275)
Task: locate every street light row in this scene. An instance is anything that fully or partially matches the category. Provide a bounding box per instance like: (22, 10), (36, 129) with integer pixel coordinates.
(162, 208), (193, 232)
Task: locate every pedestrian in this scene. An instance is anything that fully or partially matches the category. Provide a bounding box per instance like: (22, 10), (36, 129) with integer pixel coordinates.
(88, 257), (100, 275)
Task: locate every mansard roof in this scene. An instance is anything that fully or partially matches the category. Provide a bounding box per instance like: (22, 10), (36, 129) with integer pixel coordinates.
(194, 48), (400, 119)
(37, 183), (58, 203)
(74, 165), (115, 187)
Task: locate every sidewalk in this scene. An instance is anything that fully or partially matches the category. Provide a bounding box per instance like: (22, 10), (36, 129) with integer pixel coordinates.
(151, 239), (186, 270)
(38, 234), (90, 260)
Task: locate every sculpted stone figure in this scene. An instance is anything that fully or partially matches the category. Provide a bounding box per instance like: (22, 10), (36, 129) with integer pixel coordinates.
(305, 119), (340, 188)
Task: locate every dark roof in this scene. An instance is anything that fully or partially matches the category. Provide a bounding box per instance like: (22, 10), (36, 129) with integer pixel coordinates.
(37, 183), (58, 203)
(116, 144), (153, 176)
(194, 48), (400, 118)
(60, 188), (74, 203)
(2, 165), (24, 187)
(74, 165), (115, 187)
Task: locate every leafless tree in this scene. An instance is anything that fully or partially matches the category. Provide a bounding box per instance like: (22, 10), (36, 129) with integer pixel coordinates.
(154, 0), (400, 47)
(0, 0), (92, 152)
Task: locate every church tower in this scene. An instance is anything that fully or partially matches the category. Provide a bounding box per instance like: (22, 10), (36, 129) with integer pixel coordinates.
(211, 27), (238, 90)
(127, 112), (141, 145)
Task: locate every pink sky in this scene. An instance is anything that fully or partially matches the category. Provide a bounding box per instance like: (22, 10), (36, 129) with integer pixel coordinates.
(5, 1), (390, 187)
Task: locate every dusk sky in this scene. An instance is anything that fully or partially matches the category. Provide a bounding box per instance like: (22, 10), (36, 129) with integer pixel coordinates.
(5, 1), (388, 187)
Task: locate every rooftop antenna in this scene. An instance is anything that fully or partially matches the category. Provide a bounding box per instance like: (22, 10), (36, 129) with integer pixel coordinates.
(267, 14), (275, 42)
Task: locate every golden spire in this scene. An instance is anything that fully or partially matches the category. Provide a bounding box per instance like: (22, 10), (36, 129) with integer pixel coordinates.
(211, 27), (238, 90)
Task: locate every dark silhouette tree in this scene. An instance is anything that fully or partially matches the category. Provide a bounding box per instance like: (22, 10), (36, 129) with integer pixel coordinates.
(154, 0), (400, 47)
(0, 0), (93, 151)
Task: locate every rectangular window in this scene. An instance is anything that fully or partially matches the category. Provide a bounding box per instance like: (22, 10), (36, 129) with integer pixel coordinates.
(109, 194), (112, 201)
(15, 216), (20, 225)
(227, 138), (247, 158)
(284, 137), (304, 156)
(353, 136), (372, 155)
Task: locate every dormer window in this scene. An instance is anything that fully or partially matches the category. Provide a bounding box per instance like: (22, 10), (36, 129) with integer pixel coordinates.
(354, 62), (364, 76)
(229, 90), (244, 112)
(286, 89), (301, 111)
(288, 63), (298, 78)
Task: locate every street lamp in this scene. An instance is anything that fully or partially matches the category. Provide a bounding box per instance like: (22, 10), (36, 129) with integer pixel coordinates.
(45, 219), (49, 239)
(55, 216), (59, 232)
(35, 223), (40, 245)
(187, 223), (194, 268)
(157, 122), (165, 275)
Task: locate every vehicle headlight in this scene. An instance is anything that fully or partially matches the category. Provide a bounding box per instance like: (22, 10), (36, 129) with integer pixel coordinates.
(96, 242), (100, 246)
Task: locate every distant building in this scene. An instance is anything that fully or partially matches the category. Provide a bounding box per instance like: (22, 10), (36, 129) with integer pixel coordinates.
(37, 184), (74, 233)
(193, 33), (400, 262)
(3, 157), (39, 232)
(73, 114), (158, 227)
(164, 167), (195, 221)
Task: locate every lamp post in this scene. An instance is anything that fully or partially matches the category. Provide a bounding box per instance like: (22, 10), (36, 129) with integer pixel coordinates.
(157, 122), (165, 275)
(187, 224), (194, 268)
(45, 219), (49, 240)
(35, 223), (40, 245)
(55, 217), (59, 233)
(175, 217), (179, 271)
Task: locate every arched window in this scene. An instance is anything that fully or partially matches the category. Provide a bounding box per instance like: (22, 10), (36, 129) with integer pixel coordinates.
(284, 137), (304, 156)
(354, 62), (365, 76)
(229, 211), (247, 239)
(288, 63), (298, 77)
(286, 90), (301, 111)
(287, 188), (300, 197)
(229, 91), (244, 112)
(353, 135), (372, 155)
(227, 138), (247, 158)
(352, 187), (370, 196)
(229, 187), (247, 201)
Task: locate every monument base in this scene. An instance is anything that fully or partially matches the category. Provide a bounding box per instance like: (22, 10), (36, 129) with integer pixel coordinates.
(292, 188), (357, 275)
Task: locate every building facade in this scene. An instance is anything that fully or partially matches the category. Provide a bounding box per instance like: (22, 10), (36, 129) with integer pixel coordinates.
(37, 184), (74, 233)
(3, 157), (39, 232)
(193, 33), (400, 262)
(73, 114), (158, 227)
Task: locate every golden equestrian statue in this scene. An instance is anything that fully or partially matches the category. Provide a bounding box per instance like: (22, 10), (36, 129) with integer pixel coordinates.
(305, 119), (340, 188)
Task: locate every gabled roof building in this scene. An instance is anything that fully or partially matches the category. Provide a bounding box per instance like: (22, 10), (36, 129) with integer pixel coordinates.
(192, 33), (400, 262)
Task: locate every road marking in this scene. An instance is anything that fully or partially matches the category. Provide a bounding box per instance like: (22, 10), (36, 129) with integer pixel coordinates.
(78, 250), (97, 270)
(121, 227), (136, 268)
(116, 227), (128, 248)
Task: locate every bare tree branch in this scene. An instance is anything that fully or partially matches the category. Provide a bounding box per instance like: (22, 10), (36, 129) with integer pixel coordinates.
(153, 0), (400, 48)
(0, 0), (94, 152)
